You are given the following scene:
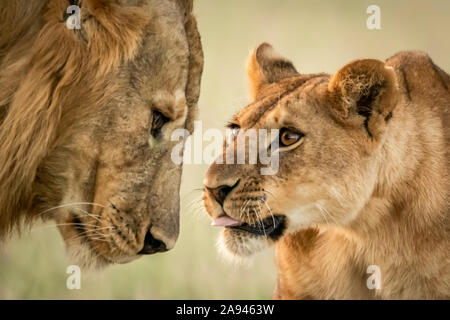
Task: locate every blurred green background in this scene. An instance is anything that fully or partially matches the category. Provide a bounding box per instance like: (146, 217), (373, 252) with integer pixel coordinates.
(1, 0), (449, 299)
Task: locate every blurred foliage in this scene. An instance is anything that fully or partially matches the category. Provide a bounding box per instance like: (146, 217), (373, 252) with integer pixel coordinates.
(1, 0), (449, 299)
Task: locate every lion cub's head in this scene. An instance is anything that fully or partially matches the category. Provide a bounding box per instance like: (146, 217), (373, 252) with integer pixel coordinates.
(203, 43), (398, 258)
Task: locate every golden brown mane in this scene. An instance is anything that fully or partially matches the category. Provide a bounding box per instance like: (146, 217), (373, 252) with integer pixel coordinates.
(0, 0), (150, 237)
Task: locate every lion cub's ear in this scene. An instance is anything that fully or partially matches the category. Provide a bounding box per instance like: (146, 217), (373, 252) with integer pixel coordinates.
(328, 59), (398, 138)
(247, 43), (299, 100)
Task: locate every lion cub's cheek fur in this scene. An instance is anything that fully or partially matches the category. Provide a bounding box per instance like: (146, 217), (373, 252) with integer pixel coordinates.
(270, 168), (380, 232)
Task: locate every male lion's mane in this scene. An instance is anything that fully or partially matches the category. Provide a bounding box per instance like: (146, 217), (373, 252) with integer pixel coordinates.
(0, 0), (200, 238)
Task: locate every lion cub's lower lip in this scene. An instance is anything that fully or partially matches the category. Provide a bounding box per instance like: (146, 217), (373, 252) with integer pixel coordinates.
(231, 215), (286, 238)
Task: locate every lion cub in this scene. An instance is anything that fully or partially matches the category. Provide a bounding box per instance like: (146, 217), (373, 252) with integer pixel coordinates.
(203, 43), (450, 299)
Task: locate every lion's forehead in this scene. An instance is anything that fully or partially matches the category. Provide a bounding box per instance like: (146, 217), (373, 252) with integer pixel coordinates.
(235, 74), (330, 129)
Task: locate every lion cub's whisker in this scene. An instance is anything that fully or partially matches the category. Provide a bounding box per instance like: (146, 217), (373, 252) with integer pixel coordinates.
(261, 198), (276, 229)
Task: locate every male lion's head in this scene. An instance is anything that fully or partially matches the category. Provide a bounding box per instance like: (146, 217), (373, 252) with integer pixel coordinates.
(203, 43), (398, 258)
(0, 0), (202, 269)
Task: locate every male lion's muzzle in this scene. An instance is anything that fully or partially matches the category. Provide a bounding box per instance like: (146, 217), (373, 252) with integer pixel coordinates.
(138, 229), (169, 254)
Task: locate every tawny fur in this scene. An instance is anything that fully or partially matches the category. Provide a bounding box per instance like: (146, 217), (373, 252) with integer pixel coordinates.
(0, 0), (148, 236)
(204, 44), (449, 299)
(0, 0), (203, 269)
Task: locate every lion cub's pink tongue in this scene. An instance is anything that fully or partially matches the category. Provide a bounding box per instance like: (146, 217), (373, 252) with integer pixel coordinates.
(211, 216), (241, 227)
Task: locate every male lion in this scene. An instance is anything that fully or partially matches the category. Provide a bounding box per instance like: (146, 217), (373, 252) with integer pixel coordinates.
(0, 0), (203, 269)
(203, 43), (449, 299)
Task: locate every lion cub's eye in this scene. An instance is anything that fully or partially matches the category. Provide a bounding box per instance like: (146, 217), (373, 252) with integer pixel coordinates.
(151, 110), (170, 137)
(279, 128), (304, 147)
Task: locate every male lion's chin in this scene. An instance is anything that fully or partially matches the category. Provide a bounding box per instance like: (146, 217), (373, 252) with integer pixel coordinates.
(65, 242), (141, 272)
(216, 229), (275, 264)
(65, 242), (112, 271)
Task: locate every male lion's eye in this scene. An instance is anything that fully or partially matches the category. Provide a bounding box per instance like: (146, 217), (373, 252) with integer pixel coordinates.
(279, 128), (304, 147)
(151, 110), (170, 137)
(226, 122), (240, 143)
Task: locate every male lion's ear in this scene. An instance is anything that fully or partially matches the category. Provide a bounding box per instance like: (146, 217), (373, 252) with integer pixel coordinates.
(247, 43), (299, 100)
(328, 59), (398, 137)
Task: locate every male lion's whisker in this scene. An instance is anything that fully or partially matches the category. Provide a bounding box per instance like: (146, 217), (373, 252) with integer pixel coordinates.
(184, 198), (207, 218)
(65, 227), (115, 243)
(34, 222), (101, 230)
(186, 206), (207, 217)
(60, 226), (115, 244)
(182, 188), (204, 203)
(185, 196), (204, 211)
(66, 231), (106, 242)
(74, 208), (103, 223)
(36, 202), (107, 218)
(67, 234), (112, 244)
(89, 238), (112, 243)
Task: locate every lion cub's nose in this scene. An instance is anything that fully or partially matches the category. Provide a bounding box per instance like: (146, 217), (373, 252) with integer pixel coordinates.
(138, 230), (168, 255)
(206, 179), (240, 206)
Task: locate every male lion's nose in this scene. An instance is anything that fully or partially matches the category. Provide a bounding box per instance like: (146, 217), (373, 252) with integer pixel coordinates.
(138, 229), (168, 255)
(206, 179), (240, 206)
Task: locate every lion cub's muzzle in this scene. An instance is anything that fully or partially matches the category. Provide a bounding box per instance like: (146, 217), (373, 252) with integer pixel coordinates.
(229, 215), (286, 238)
(204, 179), (286, 239)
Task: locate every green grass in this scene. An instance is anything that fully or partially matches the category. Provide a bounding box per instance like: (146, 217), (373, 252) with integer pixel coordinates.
(1, 0), (449, 299)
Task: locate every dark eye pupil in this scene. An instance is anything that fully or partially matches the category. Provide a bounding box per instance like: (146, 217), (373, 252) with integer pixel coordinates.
(284, 133), (295, 141)
(226, 123), (240, 143)
(279, 128), (303, 147)
(151, 110), (169, 137)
